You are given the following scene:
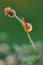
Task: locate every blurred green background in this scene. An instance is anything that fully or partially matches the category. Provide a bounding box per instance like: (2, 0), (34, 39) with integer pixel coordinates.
(0, 0), (43, 44)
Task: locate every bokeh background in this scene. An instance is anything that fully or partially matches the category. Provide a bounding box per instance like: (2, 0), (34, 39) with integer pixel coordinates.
(0, 0), (43, 45)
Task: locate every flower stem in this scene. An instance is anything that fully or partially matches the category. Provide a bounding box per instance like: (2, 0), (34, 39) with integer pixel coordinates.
(27, 32), (36, 49)
(14, 14), (36, 49)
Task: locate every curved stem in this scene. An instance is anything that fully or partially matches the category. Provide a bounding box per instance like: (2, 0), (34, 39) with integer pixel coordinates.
(14, 14), (36, 49)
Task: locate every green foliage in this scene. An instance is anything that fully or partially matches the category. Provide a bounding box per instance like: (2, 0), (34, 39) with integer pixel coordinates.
(21, 55), (40, 65)
(28, 55), (40, 65)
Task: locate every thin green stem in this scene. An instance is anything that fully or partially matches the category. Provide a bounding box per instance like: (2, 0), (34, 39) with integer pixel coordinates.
(27, 32), (36, 49)
(14, 14), (36, 49)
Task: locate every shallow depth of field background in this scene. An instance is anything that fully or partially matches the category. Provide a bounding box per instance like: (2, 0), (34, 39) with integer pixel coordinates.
(0, 0), (43, 65)
(0, 0), (43, 44)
